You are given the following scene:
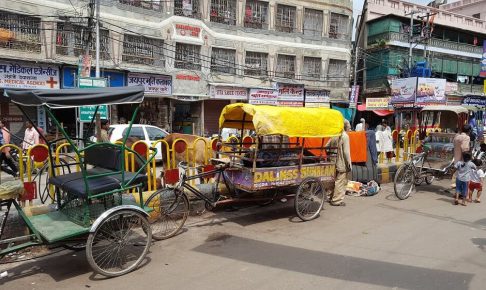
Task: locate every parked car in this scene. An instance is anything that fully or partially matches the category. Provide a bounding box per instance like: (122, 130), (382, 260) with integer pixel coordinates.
(107, 124), (169, 161)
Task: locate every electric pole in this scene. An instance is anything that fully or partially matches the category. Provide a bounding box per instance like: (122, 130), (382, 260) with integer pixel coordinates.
(405, 10), (417, 74)
(95, 0), (101, 78)
(85, 0), (95, 56)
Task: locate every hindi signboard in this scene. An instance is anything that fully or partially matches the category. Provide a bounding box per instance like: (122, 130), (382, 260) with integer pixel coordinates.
(0, 62), (60, 89)
(127, 73), (172, 95)
(210, 86), (247, 100)
(390, 77), (416, 104)
(304, 90), (330, 107)
(79, 77), (109, 122)
(249, 89), (278, 105)
(366, 97), (391, 110)
(349, 85), (359, 108)
(277, 83), (304, 107)
(416, 78), (446, 104)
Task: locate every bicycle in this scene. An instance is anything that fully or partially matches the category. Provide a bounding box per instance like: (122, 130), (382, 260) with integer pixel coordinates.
(143, 162), (231, 240)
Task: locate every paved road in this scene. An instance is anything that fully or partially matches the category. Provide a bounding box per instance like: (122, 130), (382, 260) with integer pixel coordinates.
(1, 180), (486, 290)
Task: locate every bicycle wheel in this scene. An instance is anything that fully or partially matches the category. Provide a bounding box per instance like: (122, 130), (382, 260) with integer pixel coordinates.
(394, 164), (416, 200)
(144, 188), (189, 240)
(294, 177), (325, 221)
(86, 209), (152, 277)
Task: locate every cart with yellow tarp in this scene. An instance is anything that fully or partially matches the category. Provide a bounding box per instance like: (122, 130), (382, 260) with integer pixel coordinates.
(216, 103), (344, 220)
(151, 103), (343, 228)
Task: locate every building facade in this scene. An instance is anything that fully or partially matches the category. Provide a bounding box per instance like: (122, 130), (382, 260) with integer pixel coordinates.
(356, 0), (486, 99)
(0, 0), (352, 137)
(440, 0), (486, 20)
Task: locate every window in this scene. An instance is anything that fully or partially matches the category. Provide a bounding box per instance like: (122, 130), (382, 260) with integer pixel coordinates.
(303, 57), (321, 79)
(174, 0), (201, 19)
(146, 126), (167, 141)
(175, 43), (201, 70)
(56, 22), (110, 59)
(118, 0), (162, 12)
(329, 13), (349, 40)
(244, 51), (268, 76)
(211, 48), (236, 74)
(122, 34), (164, 66)
(303, 9), (323, 37)
(327, 59), (347, 79)
(244, 1), (269, 29)
(210, 0), (237, 25)
(0, 11), (41, 52)
(276, 54), (295, 79)
(275, 5), (296, 33)
(123, 126), (145, 140)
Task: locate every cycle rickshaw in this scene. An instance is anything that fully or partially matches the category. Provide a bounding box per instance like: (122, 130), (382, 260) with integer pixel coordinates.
(0, 86), (156, 277)
(145, 103), (343, 239)
(394, 105), (469, 200)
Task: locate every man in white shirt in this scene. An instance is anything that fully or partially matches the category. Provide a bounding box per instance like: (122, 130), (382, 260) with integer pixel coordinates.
(22, 121), (39, 150)
(355, 118), (365, 131)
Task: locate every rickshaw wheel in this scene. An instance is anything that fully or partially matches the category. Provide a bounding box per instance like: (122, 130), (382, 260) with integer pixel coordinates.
(295, 177), (325, 221)
(86, 209), (152, 277)
(425, 175), (434, 185)
(145, 188), (189, 240)
(394, 164), (416, 200)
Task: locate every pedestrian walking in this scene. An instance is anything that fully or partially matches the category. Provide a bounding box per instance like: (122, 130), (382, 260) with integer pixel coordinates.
(355, 118), (365, 131)
(468, 159), (484, 203)
(22, 121), (39, 150)
(454, 152), (475, 206)
(377, 122), (394, 162)
(328, 119), (352, 206)
(451, 125), (471, 188)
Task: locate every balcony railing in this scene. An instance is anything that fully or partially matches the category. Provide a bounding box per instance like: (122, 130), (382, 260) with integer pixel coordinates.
(368, 32), (483, 55)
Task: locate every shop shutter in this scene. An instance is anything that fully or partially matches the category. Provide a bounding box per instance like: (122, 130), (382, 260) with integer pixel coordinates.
(204, 100), (230, 136)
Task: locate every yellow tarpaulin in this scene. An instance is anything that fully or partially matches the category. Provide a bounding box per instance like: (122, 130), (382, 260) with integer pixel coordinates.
(219, 103), (344, 137)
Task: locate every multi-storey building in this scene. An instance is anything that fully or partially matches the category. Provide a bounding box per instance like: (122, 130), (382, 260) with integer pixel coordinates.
(0, 0), (352, 136)
(356, 0), (486, 100)
(440, 0), (486, 20)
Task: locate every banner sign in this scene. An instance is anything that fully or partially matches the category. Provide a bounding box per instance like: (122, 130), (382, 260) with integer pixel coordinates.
(481, 40), (486, 78)
(210, 86), (247, 100)
(366, 97), (391, 110)
(127, 73), (172, 95)
(445, 82), (459, 94)
(79, 77), (108, 122)
(462, 95), (486, 107)
(249, 89), (278, 105)
(390, 77), (416, 103)
(305, 90), (330, 107)
(0, 62), (59, 89)
(277, 83), (304, 107)
(415, 78), (446, 104)
(349, 85), (359, 108)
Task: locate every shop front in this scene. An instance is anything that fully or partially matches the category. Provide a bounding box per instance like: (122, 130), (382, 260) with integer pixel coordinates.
(204, 85), (248, 136)
(304, 89), (330, 108)
(357, 97), (394, 130)
(61, 67), (125, 136)
(126, 72), (172, 130)
(0, 60), (60, 136)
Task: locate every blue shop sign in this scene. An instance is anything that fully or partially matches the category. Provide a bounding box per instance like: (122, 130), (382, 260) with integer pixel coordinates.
(462, 95), (486, 107)
(61, 67), (124, 88)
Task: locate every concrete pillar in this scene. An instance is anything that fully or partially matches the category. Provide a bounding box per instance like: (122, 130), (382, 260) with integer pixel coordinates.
(237, 0), (244, 26)
(110, 30), (124, 66)
(202, 0), (210, 22)
(296, 6), (303, 33)
(322, 10), (330, 38)
(201, 45), (211, 74)
(41, 20), (55, 59)
(295, 54), (302, 80)
(269, 1), (276, 31)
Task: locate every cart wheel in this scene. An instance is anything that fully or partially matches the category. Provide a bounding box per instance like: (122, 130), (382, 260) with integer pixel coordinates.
(144, 188), (189, 240)
(86, 209), (152, 277)
(425, 175), (434, 185)
(394, 164), (416, 200)
(295, 178), (325, 221)
(204, 201), (215, 211)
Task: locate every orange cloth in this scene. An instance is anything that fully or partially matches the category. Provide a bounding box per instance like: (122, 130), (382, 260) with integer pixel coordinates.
(347, 131), (367, 163)
(288, 137), (328, 157)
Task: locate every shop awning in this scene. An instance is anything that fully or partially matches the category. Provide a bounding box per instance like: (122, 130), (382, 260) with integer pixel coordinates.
(4, 86), (144, 108)
(357, 104), (394, 116)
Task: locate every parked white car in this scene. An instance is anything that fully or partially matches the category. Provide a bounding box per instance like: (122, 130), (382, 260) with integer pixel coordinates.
(108, 124), (169, 161)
